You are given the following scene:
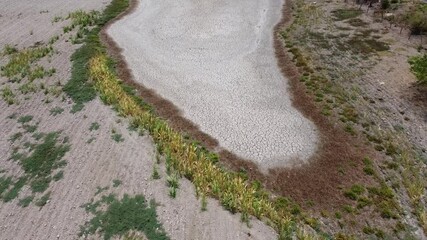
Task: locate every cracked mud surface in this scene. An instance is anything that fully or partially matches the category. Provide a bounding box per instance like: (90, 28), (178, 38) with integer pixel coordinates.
(108, 0), (319, 171)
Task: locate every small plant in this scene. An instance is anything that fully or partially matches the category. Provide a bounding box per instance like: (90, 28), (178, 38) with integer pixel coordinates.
(53, 171), (64, 181)
(9, 132), (23, 143)
(408, 53), (427, 85)
(111, 133), (124, 143)
(166, 173), (179, 189)
(2, 177), (26, 202)
(344, 184), (365, 200)
(1, 86), (16, 105)
(35, 191), (51, 207)
(19, 82), (38, 94)
(112, 179), (122, 187)
(169, 186), (177, 198)
(363, 157), (375, 176)
(201, 194), (208, 211)
(3, 44), (18, 55)
(50, 107), (64, 116)
(18, 195), (34, 207)
(95, 186), (109, 195)
(89, 122), (100, 131)
(17, 115), (33, 124)
(152, 166), (160, 180)
(23, 124), (38, 133)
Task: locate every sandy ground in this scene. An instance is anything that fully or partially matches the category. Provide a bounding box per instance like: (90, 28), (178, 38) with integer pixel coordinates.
(0, 1), (277, 239)
(107, 0), (319, 171)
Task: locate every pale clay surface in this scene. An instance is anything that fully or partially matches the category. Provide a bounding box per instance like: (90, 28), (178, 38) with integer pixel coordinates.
(0, 0), (277, 239)
(108, 0), (319, 170)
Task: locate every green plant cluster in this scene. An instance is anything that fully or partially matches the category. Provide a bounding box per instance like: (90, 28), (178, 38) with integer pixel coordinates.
(80, 194), (169, 240)
(63, 0), (153, 113)
(408, 53), (427, 85)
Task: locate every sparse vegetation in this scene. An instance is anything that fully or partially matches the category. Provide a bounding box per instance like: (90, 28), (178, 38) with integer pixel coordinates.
(0, 46), (53, 82)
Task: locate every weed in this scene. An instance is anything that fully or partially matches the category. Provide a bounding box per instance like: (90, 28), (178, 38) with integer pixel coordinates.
(169, 186), (177, 198)
(3, 177), (27, 202)
(79, 194), (169, 240)
(49, 35), (60, 45)
(112, 179), (122, 187)
(53, 171), (64, 181)
(409, 53), (427, 85)
(50, 107), (64, 116)
(31, 176), (51, 192)
(1, 86), (16, 105)
(111, 133), (124, 142)
(23, 124), (38, 133)
(363, 157), (375, 176)
(152, 166), (160, 180)
(35, 191), (51, 207)
(18, 195), (34, 207)
(9, 132), (23, 143)
(95, 186), (109, 195)
(18, 115), (33, 124)
(71, 103), (84, 113)
(3, 44), (18, 55)
(344, 184), (365, 200)
(32, 132), (45, 140)
(0, 176), (13, 195)
(19, 82), (38, 94)
(201, 194), (208, 211)
(86, 137), (96, 144)
(89, 122), (100, 131)
(166, 173), (179, 189)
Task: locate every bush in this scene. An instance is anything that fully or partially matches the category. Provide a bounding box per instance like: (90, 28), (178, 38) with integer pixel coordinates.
(408, 53), (427, 85)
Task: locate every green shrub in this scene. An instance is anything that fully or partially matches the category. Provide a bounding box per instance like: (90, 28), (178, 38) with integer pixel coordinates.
(408, 53), (427, 85)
